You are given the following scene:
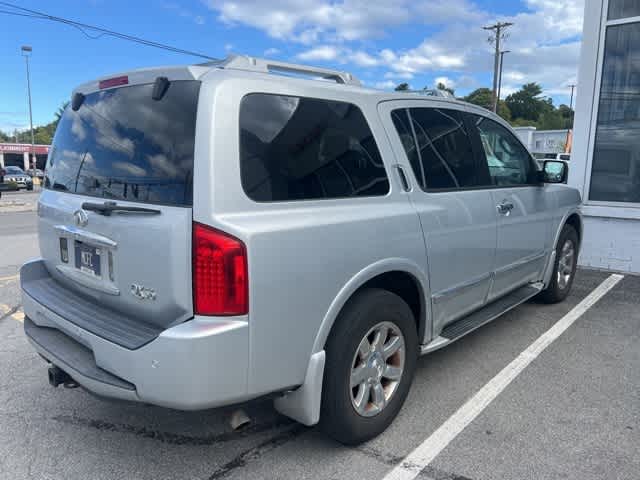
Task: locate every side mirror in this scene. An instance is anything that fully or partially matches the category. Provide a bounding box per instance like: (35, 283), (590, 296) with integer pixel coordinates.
(541, 160), (568, 184)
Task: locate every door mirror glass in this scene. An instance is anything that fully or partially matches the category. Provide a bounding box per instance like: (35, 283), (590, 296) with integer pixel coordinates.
(543, 160), (567, 183)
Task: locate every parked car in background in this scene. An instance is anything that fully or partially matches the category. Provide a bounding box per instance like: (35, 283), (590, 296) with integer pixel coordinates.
(21, 55), (582, 445)
(27, 168), (45, 179)
(3, 166), (33, 190)
(543, 153), (571, 161)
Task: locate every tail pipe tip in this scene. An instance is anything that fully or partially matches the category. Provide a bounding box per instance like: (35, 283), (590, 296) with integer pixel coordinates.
(47, 365), (78, 388)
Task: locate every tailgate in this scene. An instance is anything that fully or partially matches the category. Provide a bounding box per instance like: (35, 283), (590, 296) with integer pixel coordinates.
(38, 78), (200, 330)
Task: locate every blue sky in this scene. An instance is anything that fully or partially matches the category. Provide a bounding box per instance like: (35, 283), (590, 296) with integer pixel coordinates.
(0, 0), (584, 133)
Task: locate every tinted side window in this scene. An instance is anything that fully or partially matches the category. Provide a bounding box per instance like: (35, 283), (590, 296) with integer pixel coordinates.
(240, 94), (389, 202)
(393, 108), (478, 190)
(473, 115), (536, 186)
(391, 109), (422, 184)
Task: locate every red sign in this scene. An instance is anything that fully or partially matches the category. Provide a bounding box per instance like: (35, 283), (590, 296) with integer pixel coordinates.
(0, 143), (50, 155)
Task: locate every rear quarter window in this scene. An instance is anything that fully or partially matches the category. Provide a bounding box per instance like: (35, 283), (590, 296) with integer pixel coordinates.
(239, 93), (389, 202)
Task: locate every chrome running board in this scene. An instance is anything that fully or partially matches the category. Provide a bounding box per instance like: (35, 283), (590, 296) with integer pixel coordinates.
(420, 282), (544, 355)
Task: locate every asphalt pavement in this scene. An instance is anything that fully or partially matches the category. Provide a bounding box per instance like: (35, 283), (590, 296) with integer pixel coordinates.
(0, 207), (637, 480)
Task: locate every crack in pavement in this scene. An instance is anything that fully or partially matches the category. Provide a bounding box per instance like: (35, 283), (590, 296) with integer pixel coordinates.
(207, 424), (307, 479)
(52, 414), (296, 446)
(357, 446), (474, 480)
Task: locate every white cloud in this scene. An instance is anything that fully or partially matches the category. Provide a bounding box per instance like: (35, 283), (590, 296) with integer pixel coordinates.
(205, 0), (490, 44)
(162, 2), (206, 25)
(297, 45), (339, 61)
(205, 0), (585, 100)
(384, 71), (414, 80)
(374, 80), (397, 90)
(264, 47), (281, 57)
(349, 51), (379, 67)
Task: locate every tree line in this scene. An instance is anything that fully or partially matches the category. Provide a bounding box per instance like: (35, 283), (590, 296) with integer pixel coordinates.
(395, 82), (574, 130)
(0, 102), (68, 145)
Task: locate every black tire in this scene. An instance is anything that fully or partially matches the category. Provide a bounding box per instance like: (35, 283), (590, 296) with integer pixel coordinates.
(320, 288), (418, 445)
(538, 224), (579, 304)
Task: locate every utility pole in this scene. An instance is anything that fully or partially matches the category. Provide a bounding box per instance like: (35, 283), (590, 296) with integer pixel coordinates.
(21, 45), (36, 177)
(568, 84), (576, 116)
(484, 22), (513, 112)
(565, 84), (576, 153)
(497, 50), (511, 108)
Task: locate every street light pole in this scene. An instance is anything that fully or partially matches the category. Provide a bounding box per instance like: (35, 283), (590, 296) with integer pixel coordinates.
(21, 45), (36, 178)
(497, 50), (511, 109)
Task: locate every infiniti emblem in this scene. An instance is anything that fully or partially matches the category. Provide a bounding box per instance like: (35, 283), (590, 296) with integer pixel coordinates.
(73, 209), (89, 227)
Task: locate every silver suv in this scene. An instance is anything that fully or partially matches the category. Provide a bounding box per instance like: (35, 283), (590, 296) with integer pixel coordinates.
(21, 56), (581, 445)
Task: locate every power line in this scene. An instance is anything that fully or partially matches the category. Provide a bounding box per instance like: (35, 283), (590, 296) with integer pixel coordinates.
(0, 2), (219, 61)
(483, 21), (513, 113)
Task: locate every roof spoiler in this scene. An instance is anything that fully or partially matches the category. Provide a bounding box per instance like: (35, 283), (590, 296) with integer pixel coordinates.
(204, 55), (361, 87)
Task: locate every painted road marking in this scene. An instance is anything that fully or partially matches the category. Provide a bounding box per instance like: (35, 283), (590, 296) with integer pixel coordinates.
(383, 273), (624, 480)
(11, 311), (24, 323)
(0, 304), (10, 315)
(0, 274), (19, 282)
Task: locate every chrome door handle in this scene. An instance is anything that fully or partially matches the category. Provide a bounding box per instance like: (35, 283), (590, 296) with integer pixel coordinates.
(496, 201), (514, 215)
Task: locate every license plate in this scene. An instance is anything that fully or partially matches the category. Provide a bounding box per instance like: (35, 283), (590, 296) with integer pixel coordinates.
(75, 242), (102, 277)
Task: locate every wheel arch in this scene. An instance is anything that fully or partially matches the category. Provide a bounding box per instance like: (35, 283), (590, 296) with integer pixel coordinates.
(543, 208), (582, 287)
(311, 259), (430, 355)
(565, 212), (582, 246)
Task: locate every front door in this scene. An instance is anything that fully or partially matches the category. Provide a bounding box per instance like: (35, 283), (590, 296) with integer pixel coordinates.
(468, 114), (553, 300)
(380, 101), (498, 336)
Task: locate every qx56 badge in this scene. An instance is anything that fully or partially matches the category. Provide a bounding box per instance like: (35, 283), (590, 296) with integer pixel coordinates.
(130, 284), (157, 301)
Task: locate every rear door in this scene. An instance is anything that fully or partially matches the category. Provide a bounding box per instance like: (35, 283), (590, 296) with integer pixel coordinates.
(467, 113), (553, 300)
(39, 78), (201, 329)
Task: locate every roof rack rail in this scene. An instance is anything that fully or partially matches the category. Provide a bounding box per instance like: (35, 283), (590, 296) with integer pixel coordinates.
(217, 55), (361, 86)
(400, 89), (456, 99)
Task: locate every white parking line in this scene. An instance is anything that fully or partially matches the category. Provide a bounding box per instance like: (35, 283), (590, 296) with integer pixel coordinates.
(383, 273), (624, 480)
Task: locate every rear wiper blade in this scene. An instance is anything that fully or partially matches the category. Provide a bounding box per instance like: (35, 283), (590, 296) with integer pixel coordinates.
(81, 201), (161, 216)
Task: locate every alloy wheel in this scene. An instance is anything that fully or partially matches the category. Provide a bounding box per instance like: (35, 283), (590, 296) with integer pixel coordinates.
(350, 321), (405, 417)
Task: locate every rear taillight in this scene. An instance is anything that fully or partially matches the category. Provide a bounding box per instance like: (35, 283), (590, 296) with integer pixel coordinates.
(192, 222), (248, 316)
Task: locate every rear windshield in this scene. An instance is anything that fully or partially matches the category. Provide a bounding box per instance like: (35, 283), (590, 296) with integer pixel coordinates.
(45, 80), (200, 206)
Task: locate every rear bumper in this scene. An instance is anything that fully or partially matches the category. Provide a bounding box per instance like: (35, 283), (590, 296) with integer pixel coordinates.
(21, 259), (250, 410)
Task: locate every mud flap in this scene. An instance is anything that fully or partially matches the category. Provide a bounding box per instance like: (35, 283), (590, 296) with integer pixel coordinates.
(273, 350), (325, 426)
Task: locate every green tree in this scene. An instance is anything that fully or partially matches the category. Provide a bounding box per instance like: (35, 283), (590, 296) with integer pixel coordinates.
(463, 87), (493, 109)
(536, 109), (565, 130)
(53, 101), (69, 130)
(395, 82), (410, 91)
(505, 82), (549, 122)
(497, 101), (512, 122)
(557, 104), (574, 129)
(463, 88), (511, 121)
(435, 82), (455, 96)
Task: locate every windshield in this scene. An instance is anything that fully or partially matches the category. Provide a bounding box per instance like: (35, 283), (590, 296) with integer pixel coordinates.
(44, 80), (200, 206)
(6, 166), (25, 174)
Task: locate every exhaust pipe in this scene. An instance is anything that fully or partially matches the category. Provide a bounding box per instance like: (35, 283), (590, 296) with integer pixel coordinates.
(48, 365), (72, 388)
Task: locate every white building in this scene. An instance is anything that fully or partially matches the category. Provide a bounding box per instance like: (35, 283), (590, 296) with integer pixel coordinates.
(569, 0), (640, 273)
(513, 127), (570, 156)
